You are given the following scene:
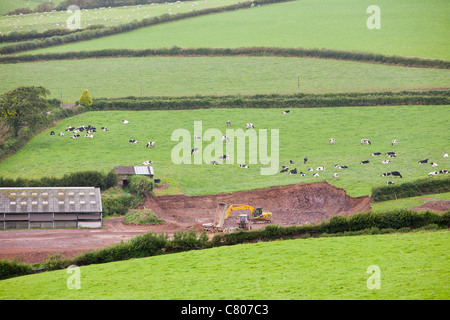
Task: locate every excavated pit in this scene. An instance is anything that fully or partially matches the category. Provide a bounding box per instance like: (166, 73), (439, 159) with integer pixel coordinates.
(144, 182), (372, 229)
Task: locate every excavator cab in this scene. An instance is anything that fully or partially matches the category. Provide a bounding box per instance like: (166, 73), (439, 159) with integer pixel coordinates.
(253, 207), (263, 218)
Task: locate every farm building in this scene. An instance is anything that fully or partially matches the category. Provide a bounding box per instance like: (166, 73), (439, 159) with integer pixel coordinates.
(115, 166), (154, 187)
(0, 187), (102, 229)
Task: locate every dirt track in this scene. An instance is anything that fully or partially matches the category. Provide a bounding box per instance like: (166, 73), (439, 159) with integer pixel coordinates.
(0, 182), (372, 264)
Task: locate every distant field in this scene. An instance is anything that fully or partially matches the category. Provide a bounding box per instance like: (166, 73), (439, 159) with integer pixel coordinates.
(1, 56), (449, 101)
(0, 231), (448, 299)
(0, 0), (66, 16)
(371, 192), (450, 212)
(23, 0), (450, 60)
(0, 0), (240, 33)
(0, 105), (448, 197)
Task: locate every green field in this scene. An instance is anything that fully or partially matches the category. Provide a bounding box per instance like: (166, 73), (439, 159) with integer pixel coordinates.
(0, 230), (448, 299)
(0, 0), (241, 33)
(371, 192), (450, 212)
(2, 56), (449, 101)
(0, 0), (66, 16)
(22, 0), (450, 60)
(1, 105), (448, 197)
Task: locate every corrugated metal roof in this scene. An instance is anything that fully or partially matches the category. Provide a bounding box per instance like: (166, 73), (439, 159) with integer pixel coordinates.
(134, 166), (150, 175)
(115, 166), (153, 176)
(0, 187), (102, 214)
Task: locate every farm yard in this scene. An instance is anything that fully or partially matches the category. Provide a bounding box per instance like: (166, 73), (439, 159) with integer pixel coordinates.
(0, 0), (449, 303)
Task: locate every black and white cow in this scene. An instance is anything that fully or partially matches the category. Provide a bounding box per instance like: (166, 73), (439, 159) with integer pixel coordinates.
(372, 152), (381, 156)
(280, 167), (289, 173)
(239, 164), (249, 169)
(129, 139), (138, 144)
(391, 171), (403, 178)
(428, 171), (439, 177)
(58, 132), (64, 136)
(361, 139), (371, 145)
(360, 160), (370, 164)
(392, 139), (398, 146)
(289, 168), (297, 174)
(191, 148), (199, 154)
(282, 110), (290, 114)
(330, 138), (335, 144)
(386, 181), (394, 185)
(219, 155), (229, 160)
(299, 172), (306, 176)
(382, 160), (390, 164)
(245, 123), (255, 129)
(146, 141), (156, 148)
(418, 159), (428, 164)
(443, 153), (449, 158)
(313, 173), (319, 177)
(122, 120), (129, 124)
(84, 134), (94, 138)
(430, 162), (438, 167)
(211, 161), (219, 165)
(143, 160), (153, 165)
(226, 121), (231, 127)
(50, 131), (55, 135)
(316, 166), (325, 171)
(65, 126), (74, 132)
(71, 134), (80, 139)
(101, 127), (109, 131)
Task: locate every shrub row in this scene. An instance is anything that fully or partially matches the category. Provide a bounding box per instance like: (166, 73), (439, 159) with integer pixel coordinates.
(86, 91), (450, 111)
(0, 0), (290, 55)
(2, 209), (448, 279)
(0, 170), (117, 190)
(2, 46), (449, 69)
(102, 194), (141, 216)
(372, 176), (450, 202)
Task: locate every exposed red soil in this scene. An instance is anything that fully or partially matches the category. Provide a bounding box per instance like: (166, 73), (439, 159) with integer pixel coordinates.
(409, 200), (450, 213)
(0, 182), (371, 264)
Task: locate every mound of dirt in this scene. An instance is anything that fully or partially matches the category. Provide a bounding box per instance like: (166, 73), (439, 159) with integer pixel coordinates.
(409, 200), (450, 213)
(143, 182), (372, 228)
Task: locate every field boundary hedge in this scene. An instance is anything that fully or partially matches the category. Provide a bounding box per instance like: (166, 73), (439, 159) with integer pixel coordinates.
(87, 90), (450, 110)
(1, 209), (448, 279)
(0, 0), (291, 54)
(372, 176), (450, 202)
(2, 46), (449, 69)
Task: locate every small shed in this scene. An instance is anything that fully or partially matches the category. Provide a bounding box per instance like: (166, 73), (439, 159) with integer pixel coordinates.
(115, 166), (154, 188)
(0, 187), (103, 229)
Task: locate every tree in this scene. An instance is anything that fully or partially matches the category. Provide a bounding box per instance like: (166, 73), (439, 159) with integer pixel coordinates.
(0, 86), (50, 137)
(79, 89), (93, 107)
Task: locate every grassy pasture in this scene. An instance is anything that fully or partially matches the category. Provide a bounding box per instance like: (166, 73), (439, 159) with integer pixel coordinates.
(371, 192), (450, 212)
(0, 0), (241, 33)
(0, 0), (66, 16)
(23, 0), (450, 60)
(0, 105), (448, 197)
(0, 230), (448, 299)
(1, 56), (449, 101)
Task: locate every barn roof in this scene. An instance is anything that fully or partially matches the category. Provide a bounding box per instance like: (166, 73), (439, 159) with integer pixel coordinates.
(0, 187), (102, 214)
(115, 166), (154, 176)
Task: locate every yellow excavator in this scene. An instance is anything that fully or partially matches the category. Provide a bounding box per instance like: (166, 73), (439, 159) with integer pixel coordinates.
(202, 203), (272, 232)
(225, 204), (272, 231)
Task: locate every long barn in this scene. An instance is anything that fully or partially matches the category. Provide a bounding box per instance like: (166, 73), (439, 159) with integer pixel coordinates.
(0, 187), (102, 229)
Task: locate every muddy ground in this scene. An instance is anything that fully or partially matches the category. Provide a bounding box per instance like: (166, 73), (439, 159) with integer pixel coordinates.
(1, 182), (376, 264)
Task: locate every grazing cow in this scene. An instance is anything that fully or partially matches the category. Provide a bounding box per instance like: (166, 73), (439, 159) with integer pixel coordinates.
(392, 139), (398, 146)
(299, 172), (306, 176)
(385, 152), (395, 156)
(239, 164), (249, 168)
(65, 126), (74, 132)
(226, 121), (231, 127)
(211, 161), (219, 165)
(360, 160), (370, 164)
(388, 153), (397, 158)
(280, 167), (289, 173)
(282, 110), (290, 114)
(191, 148), (198, 154)
(382, 160), (390, 164)
(313, 173), (319, 177)
(439, 170), (448, 174)
(245, 123), (255, 129)
(361, 139), (371, 145)
(330, 138), (335, 144)
(391, 171), (402, 178)
(335, 165), (348, 169)
(289, 160), (294, 164)
(71, 134), (80, 139)
(84, 134), (94, 138)
(430, 162), (438, 167)
(443, 153), (449, 158)
(101, 127), (109, 131)
(129, 139), (138, 144)
(221, 136), (229, 141)
(333, 173), (339, 179)
(219, 155), (229, 160)
(122, 120), (129, 124)
(289, 168), (297, 174)
(304, 157), (308, 164)
(372, 152), (381, 156)
(143, 160), (152, 165)
(146, 141), (156, 148)
(386, 181), (394, 185)
(316, 166), (325, 171)
(50, 131), (55, 135)
(418, 159), (428, 164)
(380, 172), (392, 177)
(58, 132), (64, 136)
(308, 168), (314, 172)
(428, 171), (439, 177)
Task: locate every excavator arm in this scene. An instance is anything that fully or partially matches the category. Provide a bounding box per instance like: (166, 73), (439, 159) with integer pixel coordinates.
(224, 204), (255, 219)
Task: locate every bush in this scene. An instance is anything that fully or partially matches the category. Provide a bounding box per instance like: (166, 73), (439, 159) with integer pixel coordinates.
(102, 194), (140, 216)
(0, 259), (32, 280)
(129, 175), (154, 198)
(124, 209), (164, 225)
